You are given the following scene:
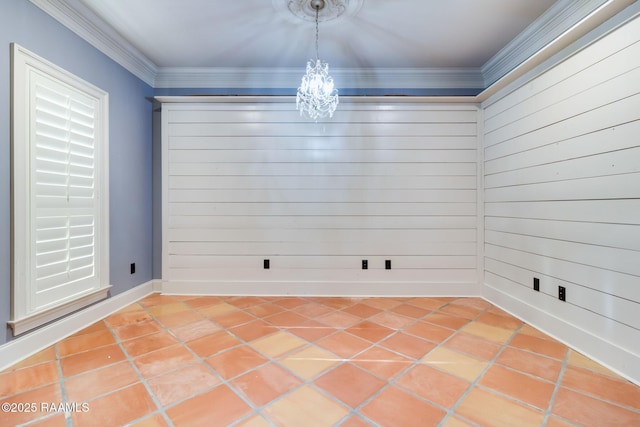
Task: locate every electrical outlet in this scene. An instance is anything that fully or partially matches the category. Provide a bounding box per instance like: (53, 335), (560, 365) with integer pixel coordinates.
(263, 259), (270, 269)
(130, 263), (135, 274)
(385, 260), (392, 270)
(362, 260), (368, 270)
(558, 286), (566, 301)
(533, 277), (540, 291)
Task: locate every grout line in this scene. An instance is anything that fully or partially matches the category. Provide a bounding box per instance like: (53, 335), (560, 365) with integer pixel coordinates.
(542, 346), (572, 426)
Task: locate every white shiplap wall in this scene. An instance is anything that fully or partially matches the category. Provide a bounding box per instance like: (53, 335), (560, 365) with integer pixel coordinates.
(161, 100), (480, 296)
(482, 14), (640, 384)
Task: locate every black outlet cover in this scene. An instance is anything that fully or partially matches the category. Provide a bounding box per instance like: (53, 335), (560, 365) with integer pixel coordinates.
(385, 260), (391, 270)
(533, 277), (540, 291)
(559, 286), (566, 301)
(362, 260), (368, 270)
(130, 263), (135, 274)
(264, 259), (270, 269)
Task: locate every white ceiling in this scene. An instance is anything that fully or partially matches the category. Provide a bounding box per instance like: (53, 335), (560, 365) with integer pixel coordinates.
(77, 0), (556, 70)
(36, 0), (629, 89)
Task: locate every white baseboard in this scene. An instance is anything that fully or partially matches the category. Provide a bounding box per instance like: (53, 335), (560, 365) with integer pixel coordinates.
(160, 280), (481, 297)
(0, 280), (157, 372)
(482, 283), (640, 387)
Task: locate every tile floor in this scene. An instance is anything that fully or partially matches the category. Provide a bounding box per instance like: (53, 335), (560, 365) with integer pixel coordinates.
(1, 295), (639, 427)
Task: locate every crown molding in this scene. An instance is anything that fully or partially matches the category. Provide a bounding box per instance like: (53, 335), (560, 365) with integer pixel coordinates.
(481, 0), (633, 86)
(154, 67), (484, 90)
(29, 0), (157, 86)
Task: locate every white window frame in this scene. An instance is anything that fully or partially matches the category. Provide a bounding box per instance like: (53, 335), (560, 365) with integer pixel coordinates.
(9, 44), (110, 335)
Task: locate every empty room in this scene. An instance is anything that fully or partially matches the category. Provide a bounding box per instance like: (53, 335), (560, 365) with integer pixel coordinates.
(1, 0), (639, 426)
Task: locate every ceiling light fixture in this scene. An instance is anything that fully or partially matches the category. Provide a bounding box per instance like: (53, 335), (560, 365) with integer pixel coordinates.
(296, 0), (339, 120)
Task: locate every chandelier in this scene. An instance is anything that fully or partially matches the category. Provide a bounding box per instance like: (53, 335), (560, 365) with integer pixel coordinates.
(296, 0), (339, 120)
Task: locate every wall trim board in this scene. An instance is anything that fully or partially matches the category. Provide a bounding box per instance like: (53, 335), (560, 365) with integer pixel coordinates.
(482, 283), (640, 387)
(160, 281), (480, 298)
(0, 281), (156, 372)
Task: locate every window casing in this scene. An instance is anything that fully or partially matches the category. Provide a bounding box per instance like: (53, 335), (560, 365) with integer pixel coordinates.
(10, 44), (110, 335)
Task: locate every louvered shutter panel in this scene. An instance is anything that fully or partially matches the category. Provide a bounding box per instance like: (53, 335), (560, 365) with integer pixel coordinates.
(30, 73), (100, 309)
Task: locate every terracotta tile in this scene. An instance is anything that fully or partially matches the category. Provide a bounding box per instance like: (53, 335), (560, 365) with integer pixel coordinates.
(320, 297), (357, 309)
(396, 364), (470, 408)
(475, 312), (522, 330)
(65, 361), (139, 402)
(57, 328), (116, 357)
(147, 363), (220, 406)
(231, 319), (279, 342)
(368, 311), (414, 329)
(105, 309), (153, 328)
(197, 302), (239, 318)
(519, 324), (554, 340)
(509, 333), (568, 360)
(167, 384), (252, 426)
(352, 346), (412, 380)
(391, 303), (430, 319)
(361, 298), (404, 310)
(250, 331), (307, 358)
(316, 331), (372, 358)
(72, 383), (157, 426)
(423, 313), (470, 330)
(362, 385), (446, 427)
(187, 330), (243, 358)
(342, 303), (382, 319)
(441, 416), (474, 427)
(496, 347), (562, 382)
(291, 302), (334, 318)
(340, 416), (372, 427)
(60, 344), (126, 377)
(552, 387), (640, 426)
(263, 385), (349, 427)
(456, 388), (544, 427)
(25, 413), (68, 427)
(138, 293), (179, 307)
(380, 332), (436, 360)
(232, 363), (303, 406)
(545, 416), (577, 427)
(316, 311), (361, 328)
(244, 302), (286, 318)
(211, 310), (256, 328)
(445, 332), (502, 360)
(236, 414), (272, 427)
(460, 321), (513, 343)
(272, 297), (307, 309)
(170, 319), (221, 342)
(279, 346), (340, 380)
(207, 346), (268, 380)
(438, 304), (481, 320)
(122, 331), (179, 357)
(226, 296), (265, 309)
(404, 320), (454, 343)
(114, 302), (145, 313)
(0, 383), (62, 426)
(155, 309), (204, 328)
(561, 365), (640, 410)
(450, 298), (491, 311)
(347, 321), (394, 343)
(134, 344), (197, 378)
(183, 296), (222, 309)
(69, 320), (109, 337)
(5, 346), (56, 372)
(113, 319), (163, 341)
(315, 363), (387, 408)
(265, 311), (308, 327)
(422, 347), (487, 382)
(479, 365), (555, 410)
(567, 350), (621, 378)
(128, 413), (171, 427)
(147, 302), (190, 317)
(287, 320), (335, 342)
(405, 298), (451, 311)
(0, 361), (58, 398)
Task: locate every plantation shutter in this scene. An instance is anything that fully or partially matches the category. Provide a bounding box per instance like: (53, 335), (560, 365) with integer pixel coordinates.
(31, 74), (100, 308)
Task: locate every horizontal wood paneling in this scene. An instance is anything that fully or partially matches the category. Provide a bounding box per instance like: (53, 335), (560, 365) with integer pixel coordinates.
(163, 102), (479, 288)
(482, 14), (640, 384)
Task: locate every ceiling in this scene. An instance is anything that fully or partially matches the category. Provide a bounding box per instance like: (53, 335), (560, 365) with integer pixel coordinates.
(34, 0), (629, 90)
(77, 0), (555, 70)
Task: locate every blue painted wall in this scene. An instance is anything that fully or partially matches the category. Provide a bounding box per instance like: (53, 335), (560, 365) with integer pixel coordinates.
(0, 1), (154, 344)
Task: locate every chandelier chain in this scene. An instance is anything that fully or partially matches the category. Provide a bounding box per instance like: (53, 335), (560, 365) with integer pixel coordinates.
(315, 5), (319, 60)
